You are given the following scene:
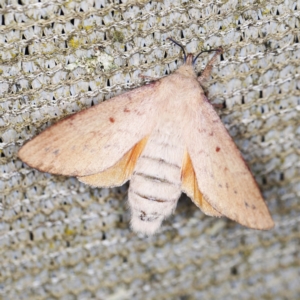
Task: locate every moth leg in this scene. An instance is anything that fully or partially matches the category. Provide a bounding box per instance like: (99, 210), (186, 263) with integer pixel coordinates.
(197, 47), (223, 84)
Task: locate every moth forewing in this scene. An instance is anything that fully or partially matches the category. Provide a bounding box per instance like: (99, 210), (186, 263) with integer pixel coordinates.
(184, 98), (274, 230)
(18, 83), (159, 177)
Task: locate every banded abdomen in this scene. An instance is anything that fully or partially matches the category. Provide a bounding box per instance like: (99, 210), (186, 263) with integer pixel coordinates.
(129, 123), (184, 235)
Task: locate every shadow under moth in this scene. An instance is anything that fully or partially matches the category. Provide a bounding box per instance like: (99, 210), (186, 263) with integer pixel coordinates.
(19, 39), (274, 235)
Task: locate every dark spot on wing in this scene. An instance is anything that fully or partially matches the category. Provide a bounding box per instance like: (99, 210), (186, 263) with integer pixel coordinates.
(252, 205), (256, 210)
(244, 201), (250, 208)
(218, 184), (222, 188)
(53, 149), (59, 156)
(109, 117), (115, 123)
(216, 147), (221, 152)
(124, 107), (130, 112)
(226, 183), (229, 189)
(134, 109), (143, 116)
(234, 190), (238, 194)
(209, 132), (214, 136)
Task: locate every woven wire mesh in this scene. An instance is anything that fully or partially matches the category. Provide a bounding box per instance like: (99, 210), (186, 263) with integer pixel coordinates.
(0, 0), (300, 299)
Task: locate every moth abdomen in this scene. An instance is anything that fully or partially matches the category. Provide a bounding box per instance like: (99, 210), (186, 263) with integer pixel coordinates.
(129, 189), (178, 235)
(129, 171), (181, 235)
(128, 130), (184, 235)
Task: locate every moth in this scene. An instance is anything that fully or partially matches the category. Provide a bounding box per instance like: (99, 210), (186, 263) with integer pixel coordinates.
(19, 38), (274, 235)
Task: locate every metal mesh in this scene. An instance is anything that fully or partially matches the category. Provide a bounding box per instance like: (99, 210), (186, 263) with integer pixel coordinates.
(0, 0), (299, 299)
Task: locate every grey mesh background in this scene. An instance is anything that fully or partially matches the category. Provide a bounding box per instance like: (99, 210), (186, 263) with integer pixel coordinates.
(0, 0), (300, 299)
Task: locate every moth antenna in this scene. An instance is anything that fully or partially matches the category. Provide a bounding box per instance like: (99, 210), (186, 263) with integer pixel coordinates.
(193, 47), (223, 65)
(167, 37), (187, 62)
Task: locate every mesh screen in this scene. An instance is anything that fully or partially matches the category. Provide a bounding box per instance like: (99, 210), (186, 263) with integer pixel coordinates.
(1, 0), (300, 299)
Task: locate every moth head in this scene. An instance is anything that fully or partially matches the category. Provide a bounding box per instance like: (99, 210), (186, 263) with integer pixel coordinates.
(176, 53), (197, 78)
